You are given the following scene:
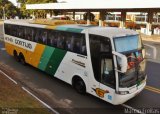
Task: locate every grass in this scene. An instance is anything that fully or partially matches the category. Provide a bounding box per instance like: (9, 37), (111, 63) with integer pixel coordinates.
(0, 73), (51, 114)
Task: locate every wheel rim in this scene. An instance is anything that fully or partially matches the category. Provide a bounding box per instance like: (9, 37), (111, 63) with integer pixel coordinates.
(20, 58), (25, 65)
(75, 80), (85, 93)
(14, 54), (19, 62)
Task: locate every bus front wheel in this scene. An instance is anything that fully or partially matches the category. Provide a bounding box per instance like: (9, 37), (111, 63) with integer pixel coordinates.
(72, 77), (86, 94)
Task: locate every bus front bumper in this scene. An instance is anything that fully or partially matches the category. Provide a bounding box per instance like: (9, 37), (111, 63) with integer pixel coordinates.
(112, 80), (146, 105)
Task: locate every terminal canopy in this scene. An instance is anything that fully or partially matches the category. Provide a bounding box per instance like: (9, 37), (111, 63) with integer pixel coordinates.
(26, 0), (160, 11)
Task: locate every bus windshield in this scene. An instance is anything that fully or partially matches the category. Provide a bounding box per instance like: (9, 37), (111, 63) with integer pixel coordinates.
(114, 35), (142, 53)
(114, 35), (146, 87)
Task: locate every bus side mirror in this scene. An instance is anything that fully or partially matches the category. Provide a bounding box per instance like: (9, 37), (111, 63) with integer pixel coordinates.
(143, 44), (156, 60)
(112, 51), (128, 73)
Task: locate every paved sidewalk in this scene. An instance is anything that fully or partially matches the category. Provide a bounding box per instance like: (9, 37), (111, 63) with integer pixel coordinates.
(141, 34), (160, 43)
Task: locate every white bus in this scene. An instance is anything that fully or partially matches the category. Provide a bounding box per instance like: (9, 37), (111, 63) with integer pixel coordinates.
(4, 19), (148, 105)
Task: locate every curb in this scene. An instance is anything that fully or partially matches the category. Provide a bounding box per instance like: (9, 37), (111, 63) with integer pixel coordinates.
(142, 39), (160, 43)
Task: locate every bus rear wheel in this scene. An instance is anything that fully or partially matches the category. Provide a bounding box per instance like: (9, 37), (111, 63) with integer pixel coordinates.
(13, 51), (20, 62)
(73, 77), (86, 94)
(19, 53), (26, 65)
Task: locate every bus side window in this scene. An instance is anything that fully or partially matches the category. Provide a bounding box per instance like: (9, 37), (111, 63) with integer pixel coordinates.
(24, 27), (27, 40)
(65, 33), (73, 51)
(57, 31), (63, 49)
(35, 29), (42, 43)
(31, 28), (36, 42)
(72, 33), (86, 55)
(81, 36), (87, 55)
(41, 30), (47, 44)
(4, 24), (10, 35)
(13, 25), (18, 37)
(18, 26), (24, 38)
(48, 30), (57, 47)
(34, 28), (39, 42)
(25, 27), (32, 41)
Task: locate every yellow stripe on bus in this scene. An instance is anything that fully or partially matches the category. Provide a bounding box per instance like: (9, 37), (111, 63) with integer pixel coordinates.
(45, 25), (57, 29)
(4, 42), (45, 68)
(31, 44), (45, 68)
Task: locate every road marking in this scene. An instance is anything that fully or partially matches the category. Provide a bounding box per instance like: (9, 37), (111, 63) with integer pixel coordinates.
(145, 86), (160, 94)
(121, 104), (145, 114)
(0, 70), (17, 85)
(22, 87), (60, 114)
(0, 69), (60, 114)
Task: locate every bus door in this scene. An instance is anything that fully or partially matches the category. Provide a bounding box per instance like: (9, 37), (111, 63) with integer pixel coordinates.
(98, 54), (116, 102)
(89, 34), (115, 101)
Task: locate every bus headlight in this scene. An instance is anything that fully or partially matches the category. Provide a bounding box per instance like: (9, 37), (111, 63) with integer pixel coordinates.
(117, 91), (129, 95)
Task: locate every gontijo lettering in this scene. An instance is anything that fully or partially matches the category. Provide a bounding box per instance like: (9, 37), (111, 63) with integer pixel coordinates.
(15, 39), (32, 49)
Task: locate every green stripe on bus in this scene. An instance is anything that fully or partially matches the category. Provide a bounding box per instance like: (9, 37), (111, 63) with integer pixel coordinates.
(56, 27), (83, 33)
(66, 28), (83, 33)
(38, 46), (55, 71)
(56, 27), (68, 31)
(45, 48), (67, 75)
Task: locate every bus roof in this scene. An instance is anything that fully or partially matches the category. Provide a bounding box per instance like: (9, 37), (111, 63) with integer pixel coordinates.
(4, 19), (138, 38)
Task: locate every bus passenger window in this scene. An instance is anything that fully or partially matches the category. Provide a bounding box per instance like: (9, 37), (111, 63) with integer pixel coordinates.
(61, 36), (66, 49)
(72, 33), (86, 55)
(66, 40), (71, 50)
(42, 31), (47, 44)
(81, 39), (87, 55)
(31, 28), (36, 41)
(73, 40), (81, 53)
(12, 25), (18, 37)
(18, 26), (24, 38)
(57, 34), (62, 48)
(35, 29), (42, 43)
(48, 31), (55, 46)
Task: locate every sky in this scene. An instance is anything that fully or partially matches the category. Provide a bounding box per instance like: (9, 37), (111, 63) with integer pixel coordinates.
(8, 0), (17, 6)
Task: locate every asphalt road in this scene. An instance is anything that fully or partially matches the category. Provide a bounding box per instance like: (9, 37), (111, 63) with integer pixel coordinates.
(0, 24), (160, 114)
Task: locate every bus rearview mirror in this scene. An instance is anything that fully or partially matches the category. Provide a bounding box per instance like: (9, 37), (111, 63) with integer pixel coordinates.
(143, 44), (157, 60)
(112, 51), (128, 73)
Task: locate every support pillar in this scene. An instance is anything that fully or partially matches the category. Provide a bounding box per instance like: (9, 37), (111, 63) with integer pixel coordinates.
(146, 10), (153, 35)
(99, 11), (106, 26)
(32, 11), (35, 19)
(120, 11), (126, 28)
(87, 11), (91, 25)
(73, 11), (75, 21)
(80, 14), (82, 20)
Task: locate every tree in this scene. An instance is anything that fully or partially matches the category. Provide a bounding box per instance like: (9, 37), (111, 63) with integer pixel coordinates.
(0, 0), (19, 19)
(83, 12), (95, 21)
(18, 0), (57, 18)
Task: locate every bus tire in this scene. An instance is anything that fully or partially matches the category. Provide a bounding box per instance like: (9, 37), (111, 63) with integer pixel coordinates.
(72, 76), (86, 94)
(13, 50), (20, 62)
(19, 53), (26, 65)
